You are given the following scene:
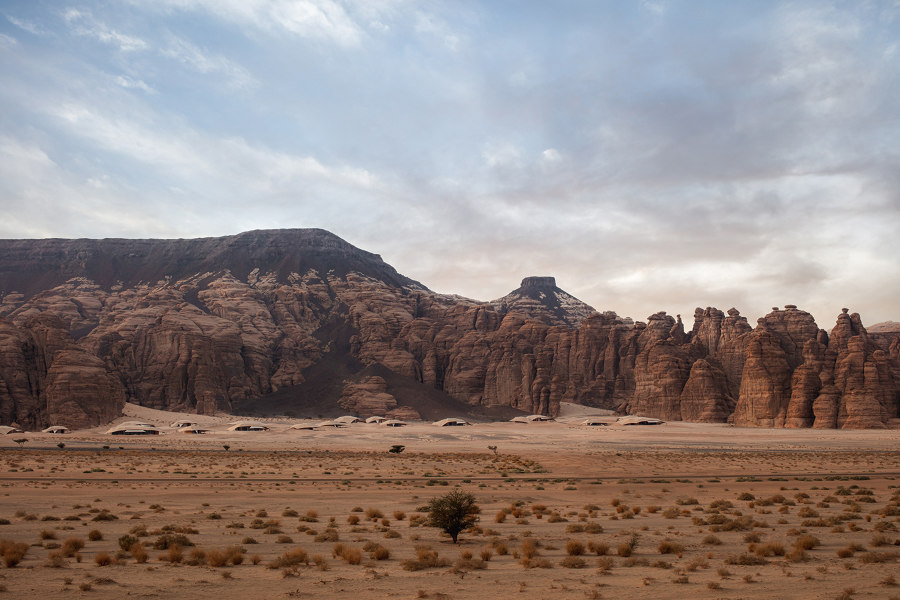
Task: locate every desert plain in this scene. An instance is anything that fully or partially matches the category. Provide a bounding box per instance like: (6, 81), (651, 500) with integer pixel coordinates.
(0, 404), (897, 600)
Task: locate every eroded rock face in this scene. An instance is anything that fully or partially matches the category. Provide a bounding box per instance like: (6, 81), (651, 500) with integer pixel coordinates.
(0, 230), (897, 429)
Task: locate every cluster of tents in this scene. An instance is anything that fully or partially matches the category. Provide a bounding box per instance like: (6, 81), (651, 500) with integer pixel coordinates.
(2, 413), (663, 437)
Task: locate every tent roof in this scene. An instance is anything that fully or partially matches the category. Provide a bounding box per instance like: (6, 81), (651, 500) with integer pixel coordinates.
(434, 418), (471, 426)
(381, 419), (407, 426)
(334, 416), (361, 423)
(365, 416), (387, 423)
(616, 415), (664, 425)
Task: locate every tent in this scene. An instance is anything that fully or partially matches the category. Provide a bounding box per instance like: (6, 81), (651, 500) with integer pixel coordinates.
(42, 426), (70, 434)
(120, 421), (156, 428)
(434, 417), (471, 427)
(510, 415), (555, 423)
(616, 415), (664, 426)
(289, 423), (319, 430)
(315, 421), (348, 429)
(106, 424), (161, 435)
(171, 420), (198, 428)
(580, 418), (608, 426)
(334, 416), (361, 424)
(227, 421), (269, 431)
(0, 425), (24, 435)
(178, 427), (209, 434)
(365, 416), (387, 424)
(381, 419), (408, 427)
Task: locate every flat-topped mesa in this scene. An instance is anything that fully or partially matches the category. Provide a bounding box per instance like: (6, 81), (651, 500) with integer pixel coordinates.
(519, 276), (557, 289)
(490, 275), (597, 328)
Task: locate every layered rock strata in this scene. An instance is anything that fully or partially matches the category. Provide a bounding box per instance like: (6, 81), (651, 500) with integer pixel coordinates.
(0, 230), (897, 429)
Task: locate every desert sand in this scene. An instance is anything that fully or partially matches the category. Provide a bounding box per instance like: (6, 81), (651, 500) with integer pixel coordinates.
(0, 404), (897, 599)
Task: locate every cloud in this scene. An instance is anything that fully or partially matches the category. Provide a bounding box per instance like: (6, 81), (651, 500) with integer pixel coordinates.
(0, 33), (16, 47)
(159, 36), (256, 89)
(63, 8), (148, 51)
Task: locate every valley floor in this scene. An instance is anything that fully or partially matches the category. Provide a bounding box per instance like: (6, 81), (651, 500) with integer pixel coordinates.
(0, 414), (897, 599)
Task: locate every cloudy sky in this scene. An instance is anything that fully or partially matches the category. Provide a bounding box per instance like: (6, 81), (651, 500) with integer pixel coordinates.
(1, 1), (898, 328)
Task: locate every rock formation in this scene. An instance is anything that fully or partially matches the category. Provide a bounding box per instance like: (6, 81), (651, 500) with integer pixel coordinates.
(0, 229), (897, 429)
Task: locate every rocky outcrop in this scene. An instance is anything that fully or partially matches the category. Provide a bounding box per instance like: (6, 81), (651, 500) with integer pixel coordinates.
(0, 230), (897, 429)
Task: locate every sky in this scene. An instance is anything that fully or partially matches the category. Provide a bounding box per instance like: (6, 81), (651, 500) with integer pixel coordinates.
(1, 1), (898, 329)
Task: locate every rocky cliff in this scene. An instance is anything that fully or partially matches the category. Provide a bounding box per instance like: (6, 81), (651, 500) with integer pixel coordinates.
(0, 230), (897, 429)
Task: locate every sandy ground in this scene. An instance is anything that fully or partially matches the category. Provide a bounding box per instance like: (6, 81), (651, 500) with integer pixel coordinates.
(0, 404), (897, 599)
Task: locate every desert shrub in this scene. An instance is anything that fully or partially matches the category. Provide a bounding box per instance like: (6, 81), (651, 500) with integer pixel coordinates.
(91, 511), (117, 522)
(702, 534), (722, 545)
(88, 529), (103, 541)
(724, 553), (768, 566)
(332, 543), (361, 564)
(521, 539), (539, 559)
(401, 546), (449, 571)
(662, 507), (680, 519)
(118, 534), (139, 552)
(207, 549), (231, 567)
(276, 535), (294, 544)
(365, 508), (383, 520)
(186, 548), (206, 566)
(560, 556), (586, 568)
(587, 541), (609, 555)
(566, 524), (584, 533)
(347, 515), (360, 525)
(269, 547), (309, 569)
(130, 543), (148, 563)
(658, 540), (683, 554)
(94, 552), (113, 566)
(45, 550), (67, 568)
(282, 509), (299, 517)
(61, 537), (84, 557)
(566, 540), (585, 556)
(753, 542), (785, 557)
(154, 533), (193, 550)
(39, 529), (56, 540)
(314, 528), (339, 543)
(0, 540), (28, 567)
(794, 535), (821, 551)
(493, 541), (508, 555)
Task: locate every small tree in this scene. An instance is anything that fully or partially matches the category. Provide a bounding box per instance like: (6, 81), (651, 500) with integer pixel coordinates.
(222, 445), (230, 452)
(12, 438), (27, 448)
(389, 445), (405, 454)
(56, 442), (65, 450)
(426, 490), (480, 543)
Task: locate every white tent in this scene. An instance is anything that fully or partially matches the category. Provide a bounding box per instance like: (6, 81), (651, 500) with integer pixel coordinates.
(434, 417), (471, 427)
(334, 415), (361, 424)
(171, 420), (198, 428)
(227, 421), (269, 431)
(365, 416), (387, 424)
(42, 426), (70, 434)
(289, 423), (319, 430)
(315, 421), (347, 429)
(106, 424), (161, 435)
(580, 418), (608, 426)
(177, 427), (209, 434)
(616, 415), (664, 426)
(511, 414), (554, 423)
(381, 419), (408, 427)
(0, 425), (24, 435)
(120, 420), (156, 428)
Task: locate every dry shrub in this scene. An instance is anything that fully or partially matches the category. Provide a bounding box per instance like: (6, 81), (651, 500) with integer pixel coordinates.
(94, 552), (113, 566)
(480, 547), (493, 561)
(160, 545), (183, 564)
(45, 550), (67, 568)
(724, 553), (767, 566)
(451, 557), (487, 572)
(207, 549), (230, 567)
(521, 539), (539, 559)
(332, 543), (361, 565)
(494, 511), (507, 524)
(365, 508), (383, 520)
(566, 540), (585, 556)
(560, 556), (586, 569)
(314, 528), (339, 543)
(657, 540), (682, 555)
(130, 543), (148, 564)
(587, 541), (609, 556)
(521, 557), (552, 569)
(492, 541), (508, 555)
(347, 515), (360, 525)
(401, 546), (449, 571)
(186, 548), (206, 566)
(384, 530), (401, 539)
(703, 534), (722, 545)
(61, 537), (84, 557)
(616, 543), (633, 557)
(584, 522), (604, 534)
(858, 551), (898, 564)
(753, 542), (785, 557)
(794, 535), (821, 551)
(88, 530), (103, 541)
(596, 556), (614, 573)
(276, 535), (294, 544)
(250, 554), (261, 565)
(154, 533), (192, 550)
(39, 529), (56, 540)
(269, 547), (309, 569)
(870, 534), (890, 547)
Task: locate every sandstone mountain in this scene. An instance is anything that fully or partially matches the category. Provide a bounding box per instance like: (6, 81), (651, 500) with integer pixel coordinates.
(0, 230), (897, 429)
